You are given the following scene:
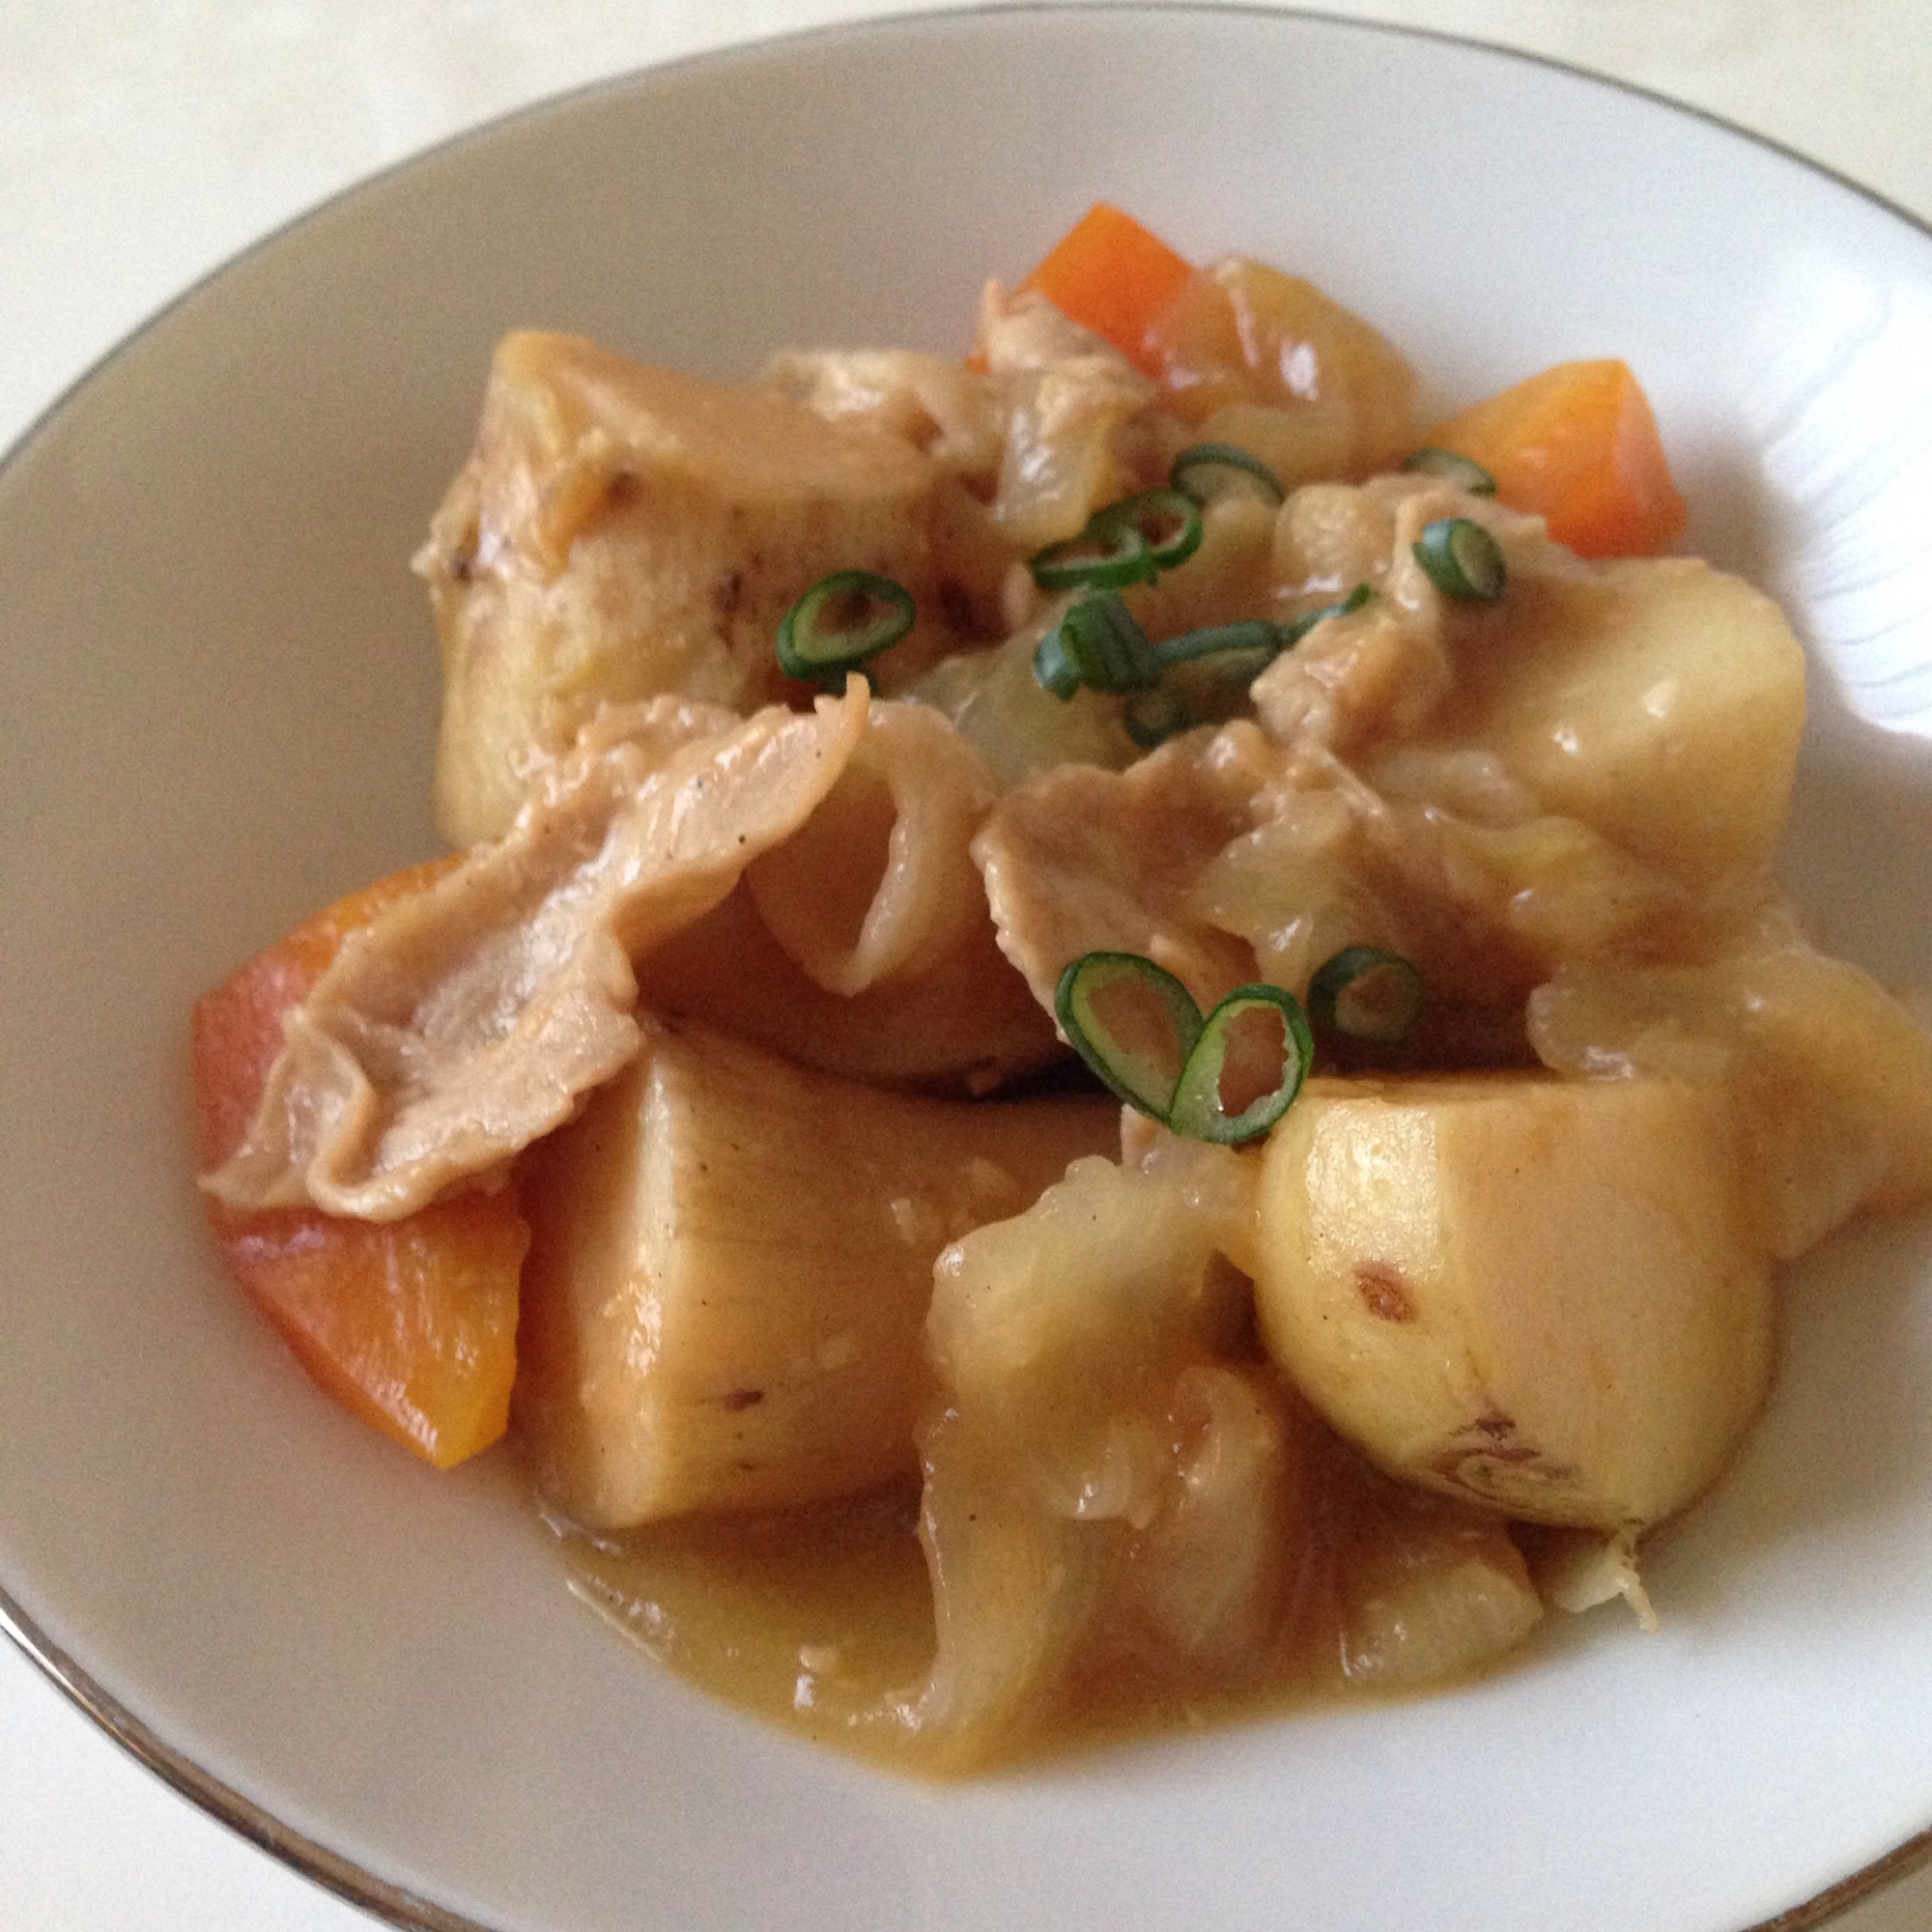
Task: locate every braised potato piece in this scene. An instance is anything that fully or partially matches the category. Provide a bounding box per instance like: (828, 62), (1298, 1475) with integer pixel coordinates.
(514, 1017), (1115, 1530)
(1254, 1072), (1774, 1532)
(1421, 556), (1807, 887)
(419, 331), (951, 843)
(1531, 944), (1932, 1259)
(1257, 481), (1808, 893)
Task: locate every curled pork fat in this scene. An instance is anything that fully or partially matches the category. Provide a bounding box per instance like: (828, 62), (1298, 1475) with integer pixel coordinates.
(203, 682), (869, 1221)
(970, 720), (1278, 1017)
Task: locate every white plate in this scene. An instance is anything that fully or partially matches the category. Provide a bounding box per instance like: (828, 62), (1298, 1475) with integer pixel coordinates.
(4, 9), (1931, 1929)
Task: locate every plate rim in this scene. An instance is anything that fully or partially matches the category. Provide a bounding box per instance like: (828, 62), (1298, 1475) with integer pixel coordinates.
(0, 1600), (487, 1932)
(5, 5), (1931, 1929)
(5, 0), (1931, 487)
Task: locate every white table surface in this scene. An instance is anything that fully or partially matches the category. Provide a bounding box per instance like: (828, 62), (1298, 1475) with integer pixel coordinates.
(3, 3), (1929, 1927)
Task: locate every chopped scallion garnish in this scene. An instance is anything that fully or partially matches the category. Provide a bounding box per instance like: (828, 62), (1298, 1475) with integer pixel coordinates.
(1150, 618), (1281, 670)
(1030, 484), (1208, 593)
(1033, 592), (1157, 698)
(1167, 983), (1314, 1144)
(775, 570), (916, 681)
(1030, 519), (1155, 593)
(1032, 623), (1083, 700)
(1033, 586), (1376, 716)
(1092, 488), (1205, 574)
(1149, 620), (1283, 732)
(1171, 442), (1286, 507)
(1056, 952), (1313, 1143)
(1307, 947), (1424, 1043)
(1403, 447), (1497, 495)
(1055, 952), (1203, 1121)
(1413, 517), (1507, 603)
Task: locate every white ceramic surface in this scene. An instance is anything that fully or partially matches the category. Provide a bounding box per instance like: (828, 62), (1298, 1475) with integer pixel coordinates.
(4, 9), (1932, 1930)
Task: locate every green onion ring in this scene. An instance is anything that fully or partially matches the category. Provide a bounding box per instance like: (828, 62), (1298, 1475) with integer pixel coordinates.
(1055, 952), (1204, 1120)
(1170, 442), (1286, 507)
(1029, 517), (1155, 593)
(1149, 625), (1282, 729)
(1091, 487), (1205, 574)
(1032, 624), (1082, 700)
(1167, 984), (1315, 1145)
(1150, 618), (1283, 670)
(1031, 479), (1212, 593)
(1036, 584), (1371, 709)
(1403, 447), (1498, 495)
(775, 570), (916, 680)
(1035, 592), (1158, 696)
(1413, 517), (1507, 603)
(1307, 947), (1425, 1043)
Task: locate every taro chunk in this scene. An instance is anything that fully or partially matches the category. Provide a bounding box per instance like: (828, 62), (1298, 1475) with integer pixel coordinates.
(418, 331), (944, 844)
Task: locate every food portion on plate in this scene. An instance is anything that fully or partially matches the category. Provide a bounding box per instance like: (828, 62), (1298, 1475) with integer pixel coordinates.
(191, 204), (1932, 1771)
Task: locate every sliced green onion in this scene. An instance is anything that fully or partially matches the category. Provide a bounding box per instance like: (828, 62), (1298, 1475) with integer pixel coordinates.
(1277, 581), (1375, 650)
(1171, 442), (1286, 507)
(1030, 519), (1154, 593)
(1031, 485), (1206, 592)
(1122, 686), (1196, 750)
(1091, 487), (1205, 574)
(776, 570), (916, 680)
(1037, 587), (1370, 711)
(1058, 952), (1314, 1143)
(1413, 518), (1507, 603)
(1167, 984), (1314, 1145)
(1307, 947), (1424, 1043)
(1055, 952), (1203, 1121)
(1150, 620), (1283, 724)
(1403, 447), (1497, 495)
(1150, 618), (1282, 671)
(1032, 625), (1082, 700)
(1034, 592), (1157, 696)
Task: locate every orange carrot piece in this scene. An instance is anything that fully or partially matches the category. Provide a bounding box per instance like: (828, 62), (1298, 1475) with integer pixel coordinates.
(193, 857), (527, 1469)
(1017, 203), (1194, 375)
(209, 1198), (526, 1470)
(1425, 359), (1687, 559)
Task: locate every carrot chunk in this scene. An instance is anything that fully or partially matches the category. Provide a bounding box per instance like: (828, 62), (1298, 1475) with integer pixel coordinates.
(192, 857), (526, 1469)
(1425, 359), (1687, 558)
(1017, 203), (1194, 374)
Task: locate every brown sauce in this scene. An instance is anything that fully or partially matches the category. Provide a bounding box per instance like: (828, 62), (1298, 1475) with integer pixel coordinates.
(553, 1428), (1545, 1775)
(562, 1483), (936, 1759)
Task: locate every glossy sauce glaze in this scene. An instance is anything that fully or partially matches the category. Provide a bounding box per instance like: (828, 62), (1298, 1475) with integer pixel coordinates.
(554, 1419), (1551, 1773)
